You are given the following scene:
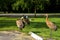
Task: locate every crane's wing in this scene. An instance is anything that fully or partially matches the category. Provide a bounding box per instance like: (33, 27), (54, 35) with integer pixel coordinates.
(46, 21), (57, 31)
(16, 20), (24, 28)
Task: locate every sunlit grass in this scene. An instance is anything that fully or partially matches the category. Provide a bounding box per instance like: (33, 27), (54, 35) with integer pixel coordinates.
(0, 17), (60, 40)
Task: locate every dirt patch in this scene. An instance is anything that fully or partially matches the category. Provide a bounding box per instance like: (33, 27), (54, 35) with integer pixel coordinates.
(0, 31), (34, 40)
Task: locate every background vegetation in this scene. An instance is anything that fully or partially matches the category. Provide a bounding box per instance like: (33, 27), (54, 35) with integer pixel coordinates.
(0, 0), (60, 13)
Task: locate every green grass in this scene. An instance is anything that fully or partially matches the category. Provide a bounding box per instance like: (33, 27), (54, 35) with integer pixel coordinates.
(0, 17), (60, 40)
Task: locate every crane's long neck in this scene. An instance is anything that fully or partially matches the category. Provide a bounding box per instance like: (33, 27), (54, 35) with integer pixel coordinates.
(46, 15), (48, 21)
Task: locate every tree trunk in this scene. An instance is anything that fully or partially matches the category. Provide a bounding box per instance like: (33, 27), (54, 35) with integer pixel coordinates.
(28, 8), (29, 13)
(34, 8), (36, 17)
(23, 8), (25, 12)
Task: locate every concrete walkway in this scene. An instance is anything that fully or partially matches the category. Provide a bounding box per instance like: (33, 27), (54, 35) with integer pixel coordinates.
(0, 31), (34, 40)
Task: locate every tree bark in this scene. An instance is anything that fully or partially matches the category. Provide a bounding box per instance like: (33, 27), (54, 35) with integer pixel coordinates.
(34, 8), (36, 17)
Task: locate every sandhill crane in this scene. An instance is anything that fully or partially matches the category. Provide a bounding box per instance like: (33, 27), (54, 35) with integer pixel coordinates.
(16, 16), (30, 30)
(45, 14), (57, 39)
(23, 18), (30, 25)
(21, 16), (30, 25)
(16, 19), (25, 30)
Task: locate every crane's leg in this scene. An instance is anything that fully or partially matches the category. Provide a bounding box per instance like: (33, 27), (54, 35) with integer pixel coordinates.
(50, 29), (52, 39)
(18, 27), (22, 32)
(47, 29), (53, 40)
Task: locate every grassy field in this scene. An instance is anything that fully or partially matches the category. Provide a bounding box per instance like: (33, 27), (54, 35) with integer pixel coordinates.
(0, 17), (60, 40)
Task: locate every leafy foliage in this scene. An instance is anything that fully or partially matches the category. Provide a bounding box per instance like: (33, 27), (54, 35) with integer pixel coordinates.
(12, 0), (49, 12)
(0, 0), (59, 13)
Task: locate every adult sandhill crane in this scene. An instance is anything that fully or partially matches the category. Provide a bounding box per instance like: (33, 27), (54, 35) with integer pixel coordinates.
(16, 18), (25, 30)
(45, 14), (57, 39)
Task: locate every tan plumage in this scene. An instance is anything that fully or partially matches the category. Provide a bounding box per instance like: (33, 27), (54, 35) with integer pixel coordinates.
(16, 19), (25, 30)
(45, 14), (57, 39)
(45, 14), (57, 31)
(16, 16), (30, 30)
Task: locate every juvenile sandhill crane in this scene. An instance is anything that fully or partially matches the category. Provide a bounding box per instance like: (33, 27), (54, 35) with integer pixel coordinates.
(16, 18), (25, 30)
(45, 14), (57, 39)
(23, 18), (30, 25)
(16, 16), (30, 30)
(21, 16), (30, 25)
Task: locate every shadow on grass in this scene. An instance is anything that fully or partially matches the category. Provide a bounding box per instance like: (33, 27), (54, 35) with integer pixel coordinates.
(32, 31), (41, 34)
(0, 20), (60, 33)
(30, 22), (48, 28)
(29, 22), (60, 34)
(30, 22), (60, 28)
(0, 20), (16, 28)
(0, 20), (60, 28)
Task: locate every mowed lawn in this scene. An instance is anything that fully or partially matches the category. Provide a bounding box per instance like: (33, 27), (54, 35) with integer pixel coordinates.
(0, 17), (60, 40)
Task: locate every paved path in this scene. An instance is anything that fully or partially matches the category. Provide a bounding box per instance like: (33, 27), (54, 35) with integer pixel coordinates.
(0, 31), (34, 40)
